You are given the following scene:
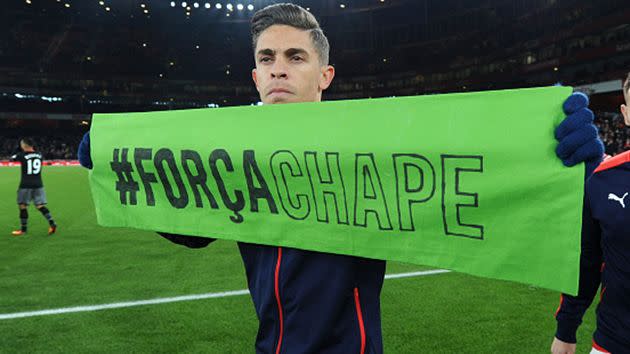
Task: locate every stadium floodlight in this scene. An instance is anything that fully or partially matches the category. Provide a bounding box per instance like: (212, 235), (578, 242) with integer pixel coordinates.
(226, 3), (233, 11)
(193, 2), (199, 8)
(170, 1), (176, 7)
(42, 96), (63, 102)
(181, 2), (187, 8)
(64, 3), (70, 8)
(99, 1), (105, 5)
(237, 4), (243, 10)
(340, 4), (346, 8)
(204, 2), (211, 9)
(215, 3), (222, 9)
(247, 4), (253, 10)
(105, 6), (110, 11)
(141, 3), (146, 8)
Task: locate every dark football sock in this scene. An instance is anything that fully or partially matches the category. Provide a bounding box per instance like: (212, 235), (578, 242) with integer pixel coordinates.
(38, 207), (55, 226)
(20, 209), (28, 232)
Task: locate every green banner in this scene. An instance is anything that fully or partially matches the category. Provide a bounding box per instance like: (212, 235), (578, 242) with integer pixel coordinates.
(90, 86), (583, 294)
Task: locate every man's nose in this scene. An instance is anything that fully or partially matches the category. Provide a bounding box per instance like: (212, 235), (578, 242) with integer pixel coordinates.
(270, 60), (288, 79)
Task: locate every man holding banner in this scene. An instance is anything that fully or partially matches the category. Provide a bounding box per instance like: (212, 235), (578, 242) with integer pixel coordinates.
(551, 74), (630, 354)
(80, 3), (605, 353)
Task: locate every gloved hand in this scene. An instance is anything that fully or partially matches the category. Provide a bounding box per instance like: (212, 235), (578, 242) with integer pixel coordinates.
(78, 132), (93, 169)
(555, 92), (604, 175)
(158, 232), (216, 249)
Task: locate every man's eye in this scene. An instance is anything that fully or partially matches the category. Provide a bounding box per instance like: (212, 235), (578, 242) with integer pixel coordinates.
(291, 56), (303, 61)
(260, 57), (271, 63)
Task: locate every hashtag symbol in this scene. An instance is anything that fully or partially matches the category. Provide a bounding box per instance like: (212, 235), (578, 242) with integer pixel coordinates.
(110, 148), (139, 205)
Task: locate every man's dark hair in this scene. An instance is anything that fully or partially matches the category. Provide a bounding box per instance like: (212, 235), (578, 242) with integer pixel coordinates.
(251, 3), (330, 65)
(21, 138), (35, 148)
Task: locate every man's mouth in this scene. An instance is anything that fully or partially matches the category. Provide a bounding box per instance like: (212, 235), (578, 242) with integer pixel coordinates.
(267, 88), (292, 96)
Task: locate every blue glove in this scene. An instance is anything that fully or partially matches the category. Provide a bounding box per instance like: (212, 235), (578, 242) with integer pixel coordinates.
(554, 92), (604, 174)
(78, 132), (93, 169)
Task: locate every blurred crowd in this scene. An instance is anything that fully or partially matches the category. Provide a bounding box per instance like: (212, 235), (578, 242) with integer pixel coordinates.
(1, 133), (81, 160)
(596, 111), (630, 156)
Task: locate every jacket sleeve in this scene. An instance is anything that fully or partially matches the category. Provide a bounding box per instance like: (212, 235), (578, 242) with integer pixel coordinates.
(554, 184), (602, 343)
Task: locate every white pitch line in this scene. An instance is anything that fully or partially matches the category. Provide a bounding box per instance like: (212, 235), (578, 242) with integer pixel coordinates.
(0, 269), (449, 320)
(384, 269), (450, 279)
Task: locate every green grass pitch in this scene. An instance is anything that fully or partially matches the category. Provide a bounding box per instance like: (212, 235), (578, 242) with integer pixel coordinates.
(0, 166), (596, 353)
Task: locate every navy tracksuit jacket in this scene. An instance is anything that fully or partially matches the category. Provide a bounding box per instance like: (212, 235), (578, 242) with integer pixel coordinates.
(161, 233), (385, 354)
(555, 151), (630, 353)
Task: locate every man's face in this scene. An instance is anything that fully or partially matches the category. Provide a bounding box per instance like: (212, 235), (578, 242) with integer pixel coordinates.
(20, 141), (27, 151)
(622, 85), (630, 126)
(252, 25), (334, 104)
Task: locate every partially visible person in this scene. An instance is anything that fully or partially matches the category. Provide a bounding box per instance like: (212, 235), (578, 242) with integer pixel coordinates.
(551, 73), (630, 354)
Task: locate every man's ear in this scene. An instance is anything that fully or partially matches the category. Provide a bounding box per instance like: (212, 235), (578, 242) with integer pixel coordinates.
(319, 65), (335, 91)
(621, 104), (630, 126)
(252, 68), (260, 93)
